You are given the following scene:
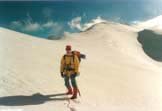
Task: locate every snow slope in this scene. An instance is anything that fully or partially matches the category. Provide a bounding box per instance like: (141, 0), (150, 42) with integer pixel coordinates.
(0, 22), (162, 111)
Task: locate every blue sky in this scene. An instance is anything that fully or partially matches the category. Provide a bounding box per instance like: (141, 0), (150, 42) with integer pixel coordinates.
(1, 0), (162, 4)
(0, 0), (162, 1)
(0, 0), (162, 38)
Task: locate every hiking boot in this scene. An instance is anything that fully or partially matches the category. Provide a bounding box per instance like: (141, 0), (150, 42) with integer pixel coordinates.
(70, 88), (78, 99)
(66, 87), (73, 95)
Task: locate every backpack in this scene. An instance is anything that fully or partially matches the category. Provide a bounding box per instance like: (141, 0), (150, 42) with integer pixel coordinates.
(72, 50), (86, 62)
(63, 51), (86, 63)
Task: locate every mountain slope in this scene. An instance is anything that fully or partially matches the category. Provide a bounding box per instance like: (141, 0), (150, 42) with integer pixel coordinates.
(0, 23), (162, 111)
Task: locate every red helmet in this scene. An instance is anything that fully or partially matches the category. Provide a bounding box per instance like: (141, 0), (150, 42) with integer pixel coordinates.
(65, 45), (71, 51)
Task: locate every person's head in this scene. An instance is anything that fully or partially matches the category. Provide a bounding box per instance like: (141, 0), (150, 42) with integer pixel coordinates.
(65, 45), (72, 54)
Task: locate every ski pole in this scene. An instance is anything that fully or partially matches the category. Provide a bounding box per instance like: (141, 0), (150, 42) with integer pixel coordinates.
(78, 87), (81, 97)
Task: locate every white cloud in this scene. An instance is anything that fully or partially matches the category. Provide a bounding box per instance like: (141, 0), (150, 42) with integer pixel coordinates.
(134, 15), (162, 30)
(10, 21), (23, 29)
(23, 22), (41, 32)
(10, 13), (41, 32)
(42, 21), (63, 36)
(68, 16), (82, 30)
(42, 21), (57, 28)
(11, 20), (41, 32)
(10, 12), (64, 37)
(10, 13), (60, 33)
(48, 22), (64, 35)
(68, 16), (107, 31)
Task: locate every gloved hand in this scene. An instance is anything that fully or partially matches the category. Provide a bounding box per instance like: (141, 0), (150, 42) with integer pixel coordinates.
(70, 74), (76, 78)
(61, 72), (64, 78)
(76, 72), (80, 77)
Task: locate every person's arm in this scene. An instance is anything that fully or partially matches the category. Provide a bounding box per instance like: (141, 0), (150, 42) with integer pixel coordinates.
(74, 55), (80, 74)
(60, 56), (65, 73)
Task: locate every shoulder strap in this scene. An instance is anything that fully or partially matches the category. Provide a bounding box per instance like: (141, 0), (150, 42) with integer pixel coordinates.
(72, 54), (75, 63)
(63, 54), (74, 64)
(63, 54), (66, 60)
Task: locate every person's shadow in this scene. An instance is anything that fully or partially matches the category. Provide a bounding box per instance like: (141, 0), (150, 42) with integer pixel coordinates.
(0, 93), (69, 106)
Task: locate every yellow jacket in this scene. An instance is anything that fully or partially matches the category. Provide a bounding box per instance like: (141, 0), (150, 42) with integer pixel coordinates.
(60, 54), (80, 76)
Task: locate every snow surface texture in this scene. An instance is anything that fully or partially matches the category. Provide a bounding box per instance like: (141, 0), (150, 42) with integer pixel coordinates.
(0, 20), (162, 111)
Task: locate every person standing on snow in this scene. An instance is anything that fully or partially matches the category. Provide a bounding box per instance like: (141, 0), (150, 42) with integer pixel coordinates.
(60, 45), (80, 99)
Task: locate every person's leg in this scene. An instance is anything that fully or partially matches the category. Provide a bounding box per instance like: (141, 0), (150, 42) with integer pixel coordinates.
(64, 76), (72, 94)
(70, 75), (78, 99)
(71, 76), (77, 88)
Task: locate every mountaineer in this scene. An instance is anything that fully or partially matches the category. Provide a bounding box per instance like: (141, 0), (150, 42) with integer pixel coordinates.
(60, 45), (80, 99)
